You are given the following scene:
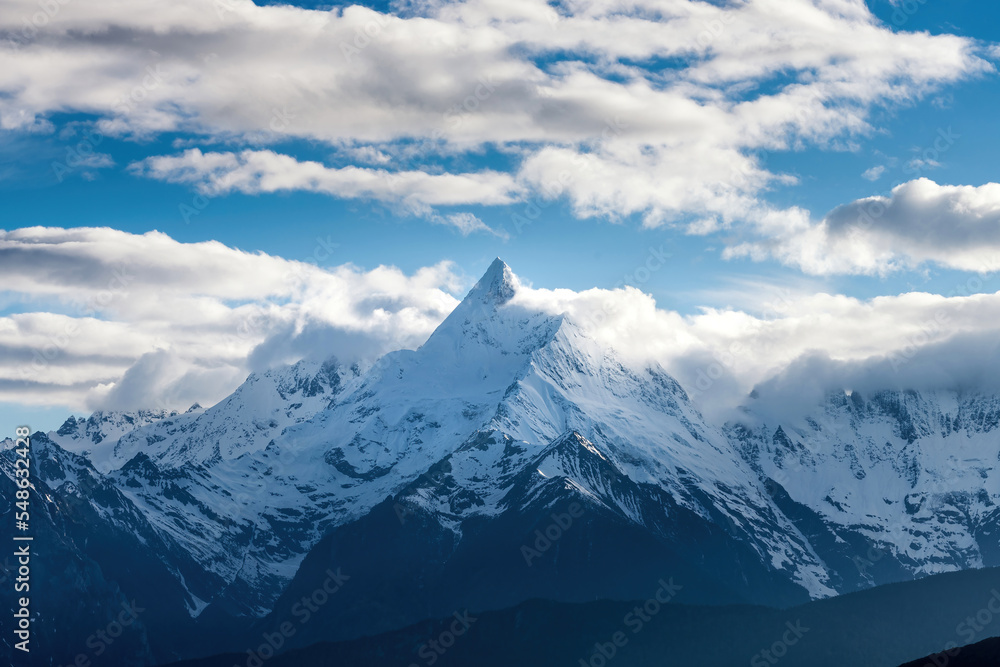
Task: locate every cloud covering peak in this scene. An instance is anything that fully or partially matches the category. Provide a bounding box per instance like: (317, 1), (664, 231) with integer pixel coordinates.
(4, 228), (1000, 422)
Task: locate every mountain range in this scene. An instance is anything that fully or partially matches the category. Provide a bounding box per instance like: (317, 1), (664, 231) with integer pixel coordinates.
(3, 259), (999, 666)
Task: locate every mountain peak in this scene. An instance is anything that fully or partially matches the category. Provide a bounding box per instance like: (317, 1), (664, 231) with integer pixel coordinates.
(419, 258), (558, 358)
(467, 258), (517, 306)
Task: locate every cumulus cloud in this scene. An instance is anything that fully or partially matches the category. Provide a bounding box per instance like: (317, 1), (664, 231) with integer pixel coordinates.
(0, 0), (992, 231)
(0, 227), (462, 411)
(509, 273), (1000, 421)
(727, 178), (1000, 275)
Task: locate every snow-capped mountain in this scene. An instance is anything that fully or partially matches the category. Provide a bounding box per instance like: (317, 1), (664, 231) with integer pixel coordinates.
(99, 356), (359, 615)
(733, 389), (1000, 589)
(95, 357), (354, 470)
(4, 259), (999, 665)
(48, 407), (189, 470)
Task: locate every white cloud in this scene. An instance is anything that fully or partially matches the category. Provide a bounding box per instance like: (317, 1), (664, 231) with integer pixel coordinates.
(744, 331), (1000, 425)
(0, 0), (991, 230)
(5, 229), (1000, 421)
(727, 178), (1000, 275)
(904, 157), (941, 173)
(342, 145), (392, 165)
(129, 148), (521, 217)
(0, 227), (462, 411)
(430, 212), (506, 237)
(511, 275), (1000, 421)
(861, 165), (885, 181)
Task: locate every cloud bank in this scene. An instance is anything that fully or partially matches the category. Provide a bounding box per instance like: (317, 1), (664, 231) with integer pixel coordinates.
(4, 228), (1000, 420)
(729, 178), (1000, 275)
(0, 227), (461, 410)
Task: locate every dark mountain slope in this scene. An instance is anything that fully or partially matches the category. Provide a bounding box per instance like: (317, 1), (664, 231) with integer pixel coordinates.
(167, 565), (1000, 667)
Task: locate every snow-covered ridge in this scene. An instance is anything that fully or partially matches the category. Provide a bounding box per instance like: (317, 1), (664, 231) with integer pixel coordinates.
(49, 407), (190, 471)
(23, 259), (1000, 618)
(735, 388), (1000, 581)
(109, 356), (357, 470)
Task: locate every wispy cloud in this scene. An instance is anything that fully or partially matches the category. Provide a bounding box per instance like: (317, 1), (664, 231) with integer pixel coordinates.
(862, 165), (885, 181)
(130, 148), (520, 232)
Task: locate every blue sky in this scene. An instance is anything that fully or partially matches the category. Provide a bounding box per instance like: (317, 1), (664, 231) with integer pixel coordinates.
(3, 0), (1000, 433)
(0, 1), (996, 305)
